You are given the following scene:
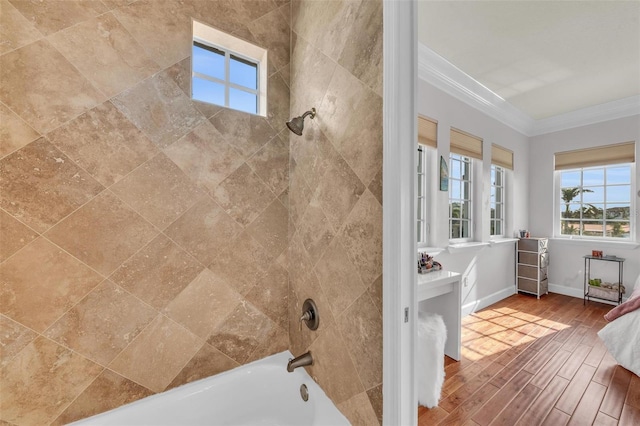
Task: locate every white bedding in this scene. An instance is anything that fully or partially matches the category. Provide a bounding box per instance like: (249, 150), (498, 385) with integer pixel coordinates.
(598, 308), (640, 376)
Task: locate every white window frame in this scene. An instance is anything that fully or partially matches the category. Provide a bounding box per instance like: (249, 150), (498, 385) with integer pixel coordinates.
(192, 20), (267, 116)
(417, 146), (427, 246)
(490, 164), (505, 237)
(449, 153), (473, 242)
(554, 163), (636, 240)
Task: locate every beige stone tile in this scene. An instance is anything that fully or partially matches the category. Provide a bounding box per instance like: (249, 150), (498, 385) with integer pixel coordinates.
(109, 153), (203, 229)
(307, 324), (364, 404)
(208, 231), (275, 296)
(48, 12), (160, 98)
(164, 197), (242, 266)
(366, 384), (383, 425)
(0, 102), (39, 158)
(166, 343), (239, 390)
(245, 261), (289, 329)
(289, 121), (339, 193)
(0, 39), (104, 134)
(161, 59), (223, 119)
(293, 0), (362, 62)
(337, 391), (381, 426)
(288, 157), (313, 227)
(336, 292), (382, 390)
(247, 133), (289, 195)
(279, 61), (291, 86)
(0, 0), (42, 55)
(209, 108), (277, 158)
(8, 0), (107, 36)
(276, 1), (291, 23)
(45, 191), (158, 276)
(338, 0), (383, 96)
(246, 322), (288, 363)
(266, 72), (290, 133)
(368, 165), (383, 205)
(0, 336), (102, 425)
(315, 238), (366, 317)
(309, 149), (365, 233)
(207, 300), (277, 364)
(164, 121), (244, 195)
(368, 274), (382, 315)
(47, 101), (158, 187)
(112, 72), (206, 149)
(0, 138), (104, 233)
(287, 234), (315, 297)
(319, 65), (383, 187)
(109, 314), (202, 393)
(338, 190), (382, 286)
(289, 34), (337, 116)
(111, 0), (195, 68)
(248, 7), (290, 72)
(0, 210), (37, 262)
(52, 369), (153, 425)
(297, 199), (335, 262)
(212, 163), (275, 227)
(246, 199), (289, 257)
(0, 314), (37, 369)
(219, 0), (279, 24)
(110, 234), (203, 310)
(0, 238), (103, 332)
(44, 281), (157, 365)
(164, 269), (242, 339)
(100, 0), (135, 9)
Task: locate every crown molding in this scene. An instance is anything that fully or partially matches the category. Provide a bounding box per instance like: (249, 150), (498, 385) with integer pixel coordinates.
(418, 43), (640, 137)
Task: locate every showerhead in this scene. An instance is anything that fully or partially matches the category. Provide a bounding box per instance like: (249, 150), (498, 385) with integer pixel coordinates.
(286, 108), (316, 136)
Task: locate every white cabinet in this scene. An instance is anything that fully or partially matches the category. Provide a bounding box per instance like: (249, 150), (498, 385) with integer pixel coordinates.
(517, 238), (548, 299)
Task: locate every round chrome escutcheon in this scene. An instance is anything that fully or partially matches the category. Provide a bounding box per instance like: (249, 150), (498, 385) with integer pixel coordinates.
(300, 384), (309, 402)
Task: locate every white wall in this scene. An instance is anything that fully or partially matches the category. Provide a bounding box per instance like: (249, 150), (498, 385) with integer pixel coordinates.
(418, 79), (530, 312)
(529, 115), (640, 297)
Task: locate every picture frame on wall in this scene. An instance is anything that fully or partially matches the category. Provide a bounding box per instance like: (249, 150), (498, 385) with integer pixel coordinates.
(439, 155), (449, 191)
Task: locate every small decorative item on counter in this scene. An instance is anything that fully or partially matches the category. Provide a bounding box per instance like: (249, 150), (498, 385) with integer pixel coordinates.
(591, 250), (603, 257)
(418, 253), (442, 274)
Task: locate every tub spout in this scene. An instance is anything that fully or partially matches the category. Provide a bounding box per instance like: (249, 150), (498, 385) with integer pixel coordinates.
(287, 351), (313, 372)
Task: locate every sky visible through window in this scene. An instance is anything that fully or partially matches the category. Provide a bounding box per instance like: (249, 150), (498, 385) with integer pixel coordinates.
(560, 165), (631, 238)
(192, 42), (258, 114)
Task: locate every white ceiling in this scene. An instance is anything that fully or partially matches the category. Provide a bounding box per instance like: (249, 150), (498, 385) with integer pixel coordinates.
(417, 0), (640, 121)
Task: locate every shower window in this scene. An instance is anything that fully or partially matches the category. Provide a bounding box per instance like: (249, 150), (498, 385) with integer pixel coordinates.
(192, 21), (267, 116)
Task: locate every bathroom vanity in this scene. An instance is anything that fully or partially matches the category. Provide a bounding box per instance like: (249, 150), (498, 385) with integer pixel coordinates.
(417, 270), (462, 360)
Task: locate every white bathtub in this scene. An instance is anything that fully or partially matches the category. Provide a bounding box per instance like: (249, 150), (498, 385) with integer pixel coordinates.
(72, 351), (350, 425)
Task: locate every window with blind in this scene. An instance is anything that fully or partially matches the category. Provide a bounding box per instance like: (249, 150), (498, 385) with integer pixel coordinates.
(449, 128), (482, 241)
(555, 142), (635, 239)
(417, 116), (436, 245)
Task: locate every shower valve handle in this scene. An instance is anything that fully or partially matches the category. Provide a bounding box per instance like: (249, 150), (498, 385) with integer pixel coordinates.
(299, 311), (312, 331)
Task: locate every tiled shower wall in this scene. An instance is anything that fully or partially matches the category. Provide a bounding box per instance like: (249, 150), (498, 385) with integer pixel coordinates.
(0, 1), (290, 424)
(288, 0), (383, 424)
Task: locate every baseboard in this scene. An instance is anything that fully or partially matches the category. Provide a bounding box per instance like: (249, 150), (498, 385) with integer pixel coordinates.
(548, 283), (584, 299)
(462, 286), (517, 317)
(548, 283), (623, 306)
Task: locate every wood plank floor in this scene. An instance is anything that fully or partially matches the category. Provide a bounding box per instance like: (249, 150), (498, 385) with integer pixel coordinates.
(418, 293), (640, 426)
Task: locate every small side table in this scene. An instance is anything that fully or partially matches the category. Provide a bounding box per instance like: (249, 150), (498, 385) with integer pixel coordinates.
(583, 255), (625, 305)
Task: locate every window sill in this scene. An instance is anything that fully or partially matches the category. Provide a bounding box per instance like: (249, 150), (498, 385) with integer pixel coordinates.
(446, 242), (490, 254)
(418, 246), (446, 257)
(550, 238), (639, 250)
(489, 237), (519, 247)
